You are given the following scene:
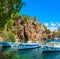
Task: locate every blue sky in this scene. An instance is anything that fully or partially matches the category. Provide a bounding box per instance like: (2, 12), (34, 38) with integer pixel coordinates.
(20, 0), (60, 31)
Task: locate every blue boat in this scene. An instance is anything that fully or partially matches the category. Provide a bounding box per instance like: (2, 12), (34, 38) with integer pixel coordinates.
(0, 42), (40, 49)
(0, 42), (11, 48)
(12, 43), (40, 49)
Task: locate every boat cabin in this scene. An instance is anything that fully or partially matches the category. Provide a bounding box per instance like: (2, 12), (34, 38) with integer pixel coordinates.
(45, 40), (60, 48)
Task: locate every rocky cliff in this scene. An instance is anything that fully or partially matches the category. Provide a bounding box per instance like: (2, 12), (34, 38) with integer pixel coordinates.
(14, 18), (46, 43)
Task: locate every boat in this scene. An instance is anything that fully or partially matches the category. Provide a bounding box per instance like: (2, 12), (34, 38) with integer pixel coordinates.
(0, 42), (11, 48)
(0, 41), (40, 49)
(54, 36), (60, 40)
(42, 40), (60, 52)
(12, 43), (40, 49)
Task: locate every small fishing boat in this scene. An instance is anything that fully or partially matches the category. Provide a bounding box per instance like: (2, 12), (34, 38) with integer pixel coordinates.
(12, 43), (40, 49)
(42, 40), (60, 52)
(0, 42), (11, 48)
(0, 42), (40, 49)
(54, 36), (60, 40)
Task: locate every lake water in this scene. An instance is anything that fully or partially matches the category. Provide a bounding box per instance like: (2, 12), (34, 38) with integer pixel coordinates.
(0, 47), (60, 59)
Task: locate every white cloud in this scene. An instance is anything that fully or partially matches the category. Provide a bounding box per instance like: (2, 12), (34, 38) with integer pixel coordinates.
(43, 22), (58, 31)
(47, 27), (57, 31)
(58, 24), (60, 26)
(50, 22), (56, 27)
(44, 23), (48, 27)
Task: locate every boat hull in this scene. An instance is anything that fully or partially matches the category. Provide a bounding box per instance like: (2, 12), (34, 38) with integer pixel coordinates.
(13, 43), (40, 49)
(42, 46), (60, 52)
(0, 42), (11, 47)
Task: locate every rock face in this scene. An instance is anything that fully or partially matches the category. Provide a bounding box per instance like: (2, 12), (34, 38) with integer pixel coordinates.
(14, 18), (45, 43)
(43, 33), (54, 40)
(0, 36), (4, 42)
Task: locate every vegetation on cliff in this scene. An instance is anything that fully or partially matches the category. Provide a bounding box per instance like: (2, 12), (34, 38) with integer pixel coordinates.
(0, 0), (24, 42)
(58, 26), (60, 36)
(0, 0), (24, 30)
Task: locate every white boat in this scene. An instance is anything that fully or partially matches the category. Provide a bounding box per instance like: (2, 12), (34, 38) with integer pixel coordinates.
(42, 40), (60, 52)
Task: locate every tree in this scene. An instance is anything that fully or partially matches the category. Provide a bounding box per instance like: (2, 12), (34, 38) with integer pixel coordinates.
(32, 16), (36, 21)
(43, 25), (50, 34)
(0, 0), (25, 30)
(58, 26), (60, 36)
(21, 15), (30, 23)
(52, 31), (58, 36)
(0, 0), (25, 42)
(46, 29), (50, 34)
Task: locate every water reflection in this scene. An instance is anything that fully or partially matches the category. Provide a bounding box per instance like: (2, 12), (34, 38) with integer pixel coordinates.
(0, 47), (60, 59)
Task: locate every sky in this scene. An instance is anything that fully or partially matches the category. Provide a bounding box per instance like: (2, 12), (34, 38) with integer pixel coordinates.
(20, 0), (60, 31)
